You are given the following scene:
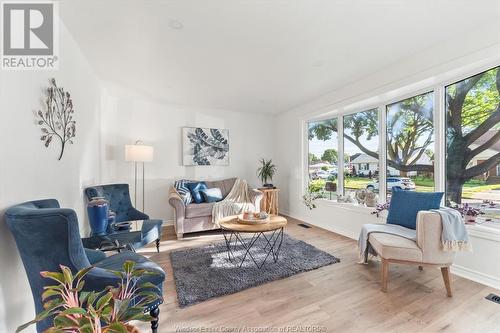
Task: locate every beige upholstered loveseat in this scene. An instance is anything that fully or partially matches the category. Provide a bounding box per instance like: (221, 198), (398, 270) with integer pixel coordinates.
(168, 177), (263, 239)
(369, 211), (456, 296)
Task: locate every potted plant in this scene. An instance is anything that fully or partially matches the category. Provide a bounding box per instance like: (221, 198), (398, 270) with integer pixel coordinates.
(371, 202), (390, 217)
(455, 203), (483, 224)
(257, 158), (277, 188)
(302, 188), (324, 210)
(17, 261), (162, 333)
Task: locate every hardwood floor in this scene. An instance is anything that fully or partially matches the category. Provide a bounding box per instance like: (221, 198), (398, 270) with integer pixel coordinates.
(135, 216), (500, 333)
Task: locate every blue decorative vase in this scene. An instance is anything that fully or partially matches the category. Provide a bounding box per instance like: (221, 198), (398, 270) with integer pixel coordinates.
(87, 197), (109, 236)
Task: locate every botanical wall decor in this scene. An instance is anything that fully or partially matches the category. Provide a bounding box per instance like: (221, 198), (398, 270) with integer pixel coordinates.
(36, 78), (76, 160)
(182, 127), (229, 165)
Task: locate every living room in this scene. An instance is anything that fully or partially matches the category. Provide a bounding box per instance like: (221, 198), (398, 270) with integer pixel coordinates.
(1, 1), (500, 332)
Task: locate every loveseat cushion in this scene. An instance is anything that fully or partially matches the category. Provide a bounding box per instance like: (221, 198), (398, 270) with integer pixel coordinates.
(205, 178), (236, 198)
(387, 189), (443, 229)
(186, 202), (214, 218)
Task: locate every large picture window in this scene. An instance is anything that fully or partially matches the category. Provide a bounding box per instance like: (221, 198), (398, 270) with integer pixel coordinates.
(445, 66), (500, 205)
(308, 118), (338, 199)
(305, 65), (500, 214)
(386, 92), (435, 197)
(343, 109), (379, 196)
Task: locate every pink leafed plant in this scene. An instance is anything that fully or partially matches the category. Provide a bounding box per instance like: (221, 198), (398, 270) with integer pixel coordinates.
(17, 261), (161, 333)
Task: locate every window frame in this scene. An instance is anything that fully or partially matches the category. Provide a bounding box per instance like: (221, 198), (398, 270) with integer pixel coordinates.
(342, 108), (381, 197)
(303, 60), (500, 206)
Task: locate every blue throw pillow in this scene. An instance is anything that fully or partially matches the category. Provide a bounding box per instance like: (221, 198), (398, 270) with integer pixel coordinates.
(200, 188), (223, 203)
(174, 179), (193, 205)
(387, 189), (443, 229)
(186, 182), (208, 204)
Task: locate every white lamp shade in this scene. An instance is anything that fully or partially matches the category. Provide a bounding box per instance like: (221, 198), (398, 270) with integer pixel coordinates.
(125, 144), (154, 162)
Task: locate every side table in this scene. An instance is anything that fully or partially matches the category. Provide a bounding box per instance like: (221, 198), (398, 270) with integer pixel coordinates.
(259, 188), (279, 215)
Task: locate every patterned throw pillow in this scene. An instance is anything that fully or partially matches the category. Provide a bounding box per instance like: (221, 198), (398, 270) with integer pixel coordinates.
(174, 180), (193, 205)
(186, 182), (208, 204)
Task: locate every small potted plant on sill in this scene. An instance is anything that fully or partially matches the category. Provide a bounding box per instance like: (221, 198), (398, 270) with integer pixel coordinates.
(455, 203), (483, 224)
(302, 189), (323, 210)
(257, 158), (277, 188)
(17, 261), (162, 333)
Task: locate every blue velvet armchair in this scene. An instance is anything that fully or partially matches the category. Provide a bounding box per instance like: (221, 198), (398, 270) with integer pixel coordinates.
(85, 184), (163, 252)
(5, 199), (165, 333)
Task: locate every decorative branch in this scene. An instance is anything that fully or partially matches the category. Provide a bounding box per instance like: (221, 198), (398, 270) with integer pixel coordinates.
(36, 78), (76, 160)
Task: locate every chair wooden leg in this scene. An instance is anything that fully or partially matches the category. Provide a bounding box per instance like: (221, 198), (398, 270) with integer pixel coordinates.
(150, 307), (160, 333)
(156, 239), (160, 253)
(441, 266), (453, 297)
(381, 258), (389, 292)
(418, 265), (423, 271)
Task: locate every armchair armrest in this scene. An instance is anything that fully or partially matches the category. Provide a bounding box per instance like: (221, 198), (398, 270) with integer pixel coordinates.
(416, 211), (455, 265)
(84, 248), (107, 264)
(169, 186), (186, 234)
(127, 207), (149, 221)
(249, 188), (263, 212)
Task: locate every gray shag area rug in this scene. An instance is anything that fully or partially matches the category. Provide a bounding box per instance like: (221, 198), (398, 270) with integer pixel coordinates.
(170, 233), (340, 307)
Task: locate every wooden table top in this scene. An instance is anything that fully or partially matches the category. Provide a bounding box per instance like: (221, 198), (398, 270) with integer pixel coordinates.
(219, 214), (287, 232)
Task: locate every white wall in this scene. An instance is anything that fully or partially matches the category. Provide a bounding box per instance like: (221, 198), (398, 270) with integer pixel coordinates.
(275, 27), (500, 288)
(0, 24), (102, 332)
(100, 84), (275, 222)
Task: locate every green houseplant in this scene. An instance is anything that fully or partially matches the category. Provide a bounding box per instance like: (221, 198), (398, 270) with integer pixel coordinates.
(17, 261), (162, 333)
(257, 158), (277, 188)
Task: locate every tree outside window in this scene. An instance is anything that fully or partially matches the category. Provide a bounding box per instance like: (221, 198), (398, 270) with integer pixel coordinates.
(308, 118), (338, 199)
(445, 66), (500, 205)
(386, 92), (435, 196)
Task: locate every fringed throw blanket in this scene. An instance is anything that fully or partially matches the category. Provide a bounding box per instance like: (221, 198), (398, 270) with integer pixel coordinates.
(431, 207), (472, 252)
(212, 178), (256, 226)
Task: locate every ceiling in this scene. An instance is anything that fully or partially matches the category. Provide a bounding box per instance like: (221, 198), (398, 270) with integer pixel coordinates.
(60, 0), (500, 114)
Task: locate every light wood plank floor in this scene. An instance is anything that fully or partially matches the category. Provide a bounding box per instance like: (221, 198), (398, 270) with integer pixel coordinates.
(136, 216), (500, 333)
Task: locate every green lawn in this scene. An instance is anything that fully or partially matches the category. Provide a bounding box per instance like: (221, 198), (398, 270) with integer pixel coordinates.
(309, 176), (497, 200)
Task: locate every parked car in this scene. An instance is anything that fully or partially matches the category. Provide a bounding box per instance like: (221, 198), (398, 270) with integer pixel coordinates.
(366, 177), (416, 191)
(312, 170), (330, 179)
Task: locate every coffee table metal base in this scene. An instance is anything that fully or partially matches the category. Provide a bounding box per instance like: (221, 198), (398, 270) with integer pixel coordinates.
(222, 227), (284, 269)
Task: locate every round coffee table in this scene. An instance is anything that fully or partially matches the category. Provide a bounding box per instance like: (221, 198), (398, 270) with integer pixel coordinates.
(219, 215), (287, 268)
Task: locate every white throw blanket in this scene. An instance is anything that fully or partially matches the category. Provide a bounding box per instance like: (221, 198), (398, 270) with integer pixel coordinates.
(212, 178), (256, 226)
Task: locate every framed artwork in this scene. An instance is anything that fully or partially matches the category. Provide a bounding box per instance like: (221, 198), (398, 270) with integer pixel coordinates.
(182, 127), (229, 165)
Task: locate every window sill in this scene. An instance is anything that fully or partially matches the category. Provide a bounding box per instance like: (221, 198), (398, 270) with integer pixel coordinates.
(316, 198), (381, 216)
(466, 223), (500, 242)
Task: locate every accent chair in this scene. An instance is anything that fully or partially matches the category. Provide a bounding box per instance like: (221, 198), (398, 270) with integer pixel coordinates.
(85, 183), (162, 252)
(369, 211), (456, 296)
(5, 199), (165, 333)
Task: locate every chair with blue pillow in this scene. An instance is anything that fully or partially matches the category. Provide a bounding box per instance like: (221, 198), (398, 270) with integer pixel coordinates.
(368, 189), (456, 296)
(5, 199), (165, 333)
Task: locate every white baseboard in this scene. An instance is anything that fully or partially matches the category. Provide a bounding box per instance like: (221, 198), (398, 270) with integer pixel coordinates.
(280, 210), (358, 240)
(451, 265), (500, 291)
